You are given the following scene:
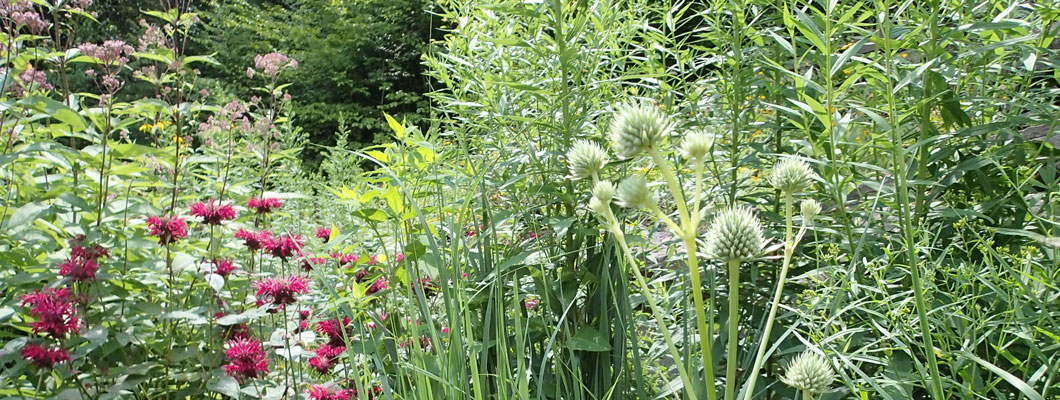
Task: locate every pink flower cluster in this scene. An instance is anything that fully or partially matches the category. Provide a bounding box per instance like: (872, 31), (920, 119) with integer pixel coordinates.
(235, 228), (272, 250)
(264, 233), (303, 260)
(21, 288), (80, 338)
(211, 258), (237, 277)
(223, 338), (269, 382)
(250, 52), (298, 78)
(315, 317), (353, 347)
(146, 215), (188, 245)
(58, 243), (108, 282)
(247, 197), (282, 214)
(253, 275), (309, 306)
(308, 343), (345, 374)
(188, 199), (236, 225)
(307, 384), (351, 400)
(20, 343), (70, 369)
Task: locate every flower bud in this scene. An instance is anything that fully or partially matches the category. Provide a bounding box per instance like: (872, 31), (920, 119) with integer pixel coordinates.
(592, 181), (616, 204)
(681, 130), (713, 161)
(589, 197), (609, 217)
(567, 140), (609, 180)
(780, 351), (835, 395)
(768, 157), (815, 193)
(705, 207), (764, 262)
(800, 199), (821, 221)
(616, 175), (654, 209)
(609, 102), (672, 158)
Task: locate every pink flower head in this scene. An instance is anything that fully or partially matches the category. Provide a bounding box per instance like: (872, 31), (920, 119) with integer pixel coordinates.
(330, 252), (360, 268)
(20, 288), (79, 338)
(307, 384), (351, 400)
(315, 317), (353, 346)
(78, 40), (134, 66)
(188, 199), (236, 225)
(58, 244), (108, 282)
(307, 343), (345, 374)
(301, 256), (326, 272)
(21, 343), (70, 369)
(441, 326), (449, 334)
(264, 233), (303, 260)
(367, 254), (379, 265)
(252, 52), (298, 77)
(146, 215), (188, 245)
(366, 277), (388, 295)
(253, 275), (309, 306)
(525, 298), (539, 310)
(353, 267), (372, 283)
(214, 312), (253, 341)
(246, 197), (282, 214)
(212, 258), (237, 277)
(234, 228), (272, 251)
(223, 338), (269, 382)
(315, 227), (335, 240)
(395, 253), (405, 262)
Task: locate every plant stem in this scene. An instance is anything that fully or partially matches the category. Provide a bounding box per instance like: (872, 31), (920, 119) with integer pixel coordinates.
(724, 258), (741, 400)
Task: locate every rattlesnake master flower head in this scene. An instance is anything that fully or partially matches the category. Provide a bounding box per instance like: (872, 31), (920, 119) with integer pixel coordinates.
(680, 130), (714, 161)
(801, 199), (821, 221)
(567, 140), (609, 180)
(609, 102), (672, 158)
(592, 181), (617, 204)
(781, 351), (835, 395)
(769, 157), (816, 193)
(616, 175), (655, 209)
(705, 207), (764, 262)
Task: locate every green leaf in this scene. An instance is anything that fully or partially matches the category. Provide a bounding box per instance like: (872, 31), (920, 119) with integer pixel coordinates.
(569, 326), (611, 352)
(217, 306), (270, 326)
(384, 112), (405, 140)
(166, 311), (208, 325)
(7, 202), (52, 229)
(351, 208), (388, 222)
(208, 375), (241, 398)
(18, 96), (86, 131)
(959, 351), (1043, 400)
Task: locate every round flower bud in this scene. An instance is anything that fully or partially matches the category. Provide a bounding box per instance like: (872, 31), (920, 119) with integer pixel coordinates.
(567, 140), (609, 180)
(592, 181), (616, 204)
(780, 351), (835, 395)
(768, 157), (815, 193)
(615, 175), (654, 209)
(609, 102), (673, 158)
(589, 197), (609, 217)
(681, 130), (714, 161)
(801, 199), (821, 221)
(705, 207), (764, 262)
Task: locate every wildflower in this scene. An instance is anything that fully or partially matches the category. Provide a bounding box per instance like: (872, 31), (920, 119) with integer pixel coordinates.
(308, 344), (345, 374)
(769, 157), (816, 193)
(609, 102), (673, 158)
(77, 40), (134, 66)
(353, 267), (372, 283)
(223, 338), (269, 382)
(366, 277), (388, 295)
(704, 207), (764, 263)
(188, 199), (236, 225)
(264, 234), (303, 260)
(58, 244), (108, 282)
(246, 197), (282, 214)
(566, 139), (609, 180)
(214, 312), (253, 341)
(330, 252), (360, 268)
(780, 351), (835, 395)
(20, 288), (79, 338)
(253, 275), (310, 306)
(525, 298), (538, 310)
(616, 175), (655, 210)
(801, 199), (822, 221)
(20, 343), (70, 369)
(146, 215), (188, 245)
(680, 130), (713, 161)
(441, 327), (449, 334)
(315, 318), (353, 346)
(252, 52), (298, 77)
(301, 256), (326, 272)
(212, 258), (237, 277)
(315, 227), (335, 240)
(234, 228), (272, 251)
(307, 384), (351, 400)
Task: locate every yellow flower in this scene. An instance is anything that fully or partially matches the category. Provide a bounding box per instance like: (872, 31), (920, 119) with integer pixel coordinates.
(138, 123), (152, 132)
(843, 69), (853, 75)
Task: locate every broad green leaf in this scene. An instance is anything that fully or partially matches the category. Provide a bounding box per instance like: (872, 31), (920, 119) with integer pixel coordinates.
(569, 326), (611, 352)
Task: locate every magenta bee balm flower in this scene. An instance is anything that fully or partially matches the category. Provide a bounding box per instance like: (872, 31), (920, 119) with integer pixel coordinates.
(188, 199), (236, 225)
(146, 215), (188, 245)
(253, 275), (309, 306)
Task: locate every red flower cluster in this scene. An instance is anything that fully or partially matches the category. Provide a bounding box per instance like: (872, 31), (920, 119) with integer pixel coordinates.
(253, 275), (309, 306)
(315, 317), (353, 346)
(214, 312), (253, 341)
(212, 258), (237, 277)
(223, 338), (269, 382)
(20, 343), (70, 369)
(307, 343), (345, 374)
(366, 277), (388, 295)
(307, 384), (351, 400)
(146, 215), (188, 245)
(188, 199), (236, 225)
(234, 228), (272, 250)
(330, 252), (359, 268)
(315, 227), (335, 240)
(301, 256), (326, 272)
(58, 244), (108, 282)
(20, 288), (79, 338)
(246, 197), (282, 214)
(264, 233), (303, 260)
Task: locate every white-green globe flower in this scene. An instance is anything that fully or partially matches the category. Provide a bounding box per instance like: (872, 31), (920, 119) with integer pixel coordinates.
(705, 206), (764, 262)
(780, 351), (835, 395)
(592, 181), (616, 204)
(609, 102), (672, 158)
(769, 157), (815, 193)
(681, 130), (714, 161)
(801, 199), (821, 221)
(589, 196), (609, 218)
(615, 175), (654, 209)
(567, 140), (609, 180)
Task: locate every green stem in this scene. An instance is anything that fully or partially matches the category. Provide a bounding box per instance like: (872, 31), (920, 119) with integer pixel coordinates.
(686, 234), (719, 400)
(649, 148), (691, 228)
(724, 258), (741, 400)
(801, 390), (813, 400)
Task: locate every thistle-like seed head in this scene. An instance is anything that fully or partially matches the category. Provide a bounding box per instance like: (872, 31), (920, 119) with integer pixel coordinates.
(567, 140), (609, 180)
(801, 199), (821, 221)
(592, 181), (616, 204)
(769, 157), (815, 193)
(705, 207), (764, 262)
(616, 175), (654, 209)
(780, 351), (835, 395)
(609, 102), (672, 158)
(681, 130), (714, 161)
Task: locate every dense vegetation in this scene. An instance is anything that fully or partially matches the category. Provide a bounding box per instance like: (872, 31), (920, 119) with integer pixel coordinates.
(0, 1), (1057, 400)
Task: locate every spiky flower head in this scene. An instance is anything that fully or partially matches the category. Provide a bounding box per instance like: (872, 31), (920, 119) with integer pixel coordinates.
(769, 157), (815, 193)
(567, 140), (609, 180)
(780, 351), (835, 395)
(801, 199), (821, 221)
(681, 130), (714, 161)
(609, 102), (672, 158)
(616, 175), (655, 210)
(705, 207), (764, 262)
(592, 181), (616, 204)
